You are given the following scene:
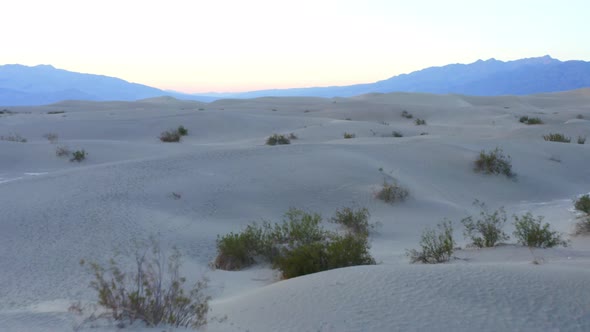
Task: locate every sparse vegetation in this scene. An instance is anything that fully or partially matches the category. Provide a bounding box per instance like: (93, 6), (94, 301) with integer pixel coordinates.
(401, 110), (413, 119)
(375, 180), (409, 204)
(415, 118), (426, 125)
(330, 207), (372, 237)
(577, 136), (586, 144)
(288, 132), (298, 140)
(513, 213), (567, 248)
(266, 134), (291, 145)
(160, 130), (182, 142)
(576, 114), (584, 119)
(47, 111), (65, 115)
(461, 201), (510, 248)
(474, 147), (514, 178)
(177, 126), (188, 136)
(214, 208), (375, 278)
(56, 146), (71, 157)
(77, 237), (210, 329)
(392, 131), (403, 138)
(0, 133), (27, 143)
(543, 133), (571, 143)
(519, 116), (543, 125)
(70, 150), (87, 162)
(343, 132), (356, 139)
(43, 133), (58, 143)
(574, 194), (590, 214)
(407, 220), (455, 264)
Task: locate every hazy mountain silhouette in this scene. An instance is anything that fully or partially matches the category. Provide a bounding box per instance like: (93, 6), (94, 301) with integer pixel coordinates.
(1, 56), (589, 106)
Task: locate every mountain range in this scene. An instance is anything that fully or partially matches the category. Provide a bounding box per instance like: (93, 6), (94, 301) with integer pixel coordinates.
(1, 55), (589, 106)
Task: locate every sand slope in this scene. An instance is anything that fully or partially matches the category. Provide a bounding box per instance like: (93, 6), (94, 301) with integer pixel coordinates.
(0, 92), (589, 331)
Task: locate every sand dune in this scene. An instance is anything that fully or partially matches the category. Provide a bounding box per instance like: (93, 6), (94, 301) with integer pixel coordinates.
(0, 91), (589, 331)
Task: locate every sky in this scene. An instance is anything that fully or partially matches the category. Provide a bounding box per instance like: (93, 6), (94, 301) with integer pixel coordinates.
(2, 0), (589, 93)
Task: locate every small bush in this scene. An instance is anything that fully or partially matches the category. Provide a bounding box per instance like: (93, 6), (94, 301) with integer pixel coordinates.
(47, 110), (65, 114)
(79, 237), (210, 329)
(401, 110), (413, 119)
(461, 201), (509, 248)
(474, 147), (514, 177)
(376, 180), (409, 204)
(215, 208), (375, 279)
(160, 130), (181, 142)
(343, 132), (356, 139)
(407, 220), (454, 264)
(0, 133), (27, 143)
(576, 114), (584, 119)
(70, 150), (87, 162)
(543, 133), (571, 143)
(177, 126), (188, 136)
(266, 134), (290, 145)
(519, 116), (529, 123)
(392, 131), (403, 138)
(288, 132), (298, 140)
(56, 146), (71, 157)
(574, 194), (590, 214)
(513, 213), (567, 248)
(331, 207), (371, 237)
(44, 133), (59, 143)
(276, 234), (375, 279)
(415, 118), (426, 125)
(519, 116), (543, 125)
(577, 136), (586, 144)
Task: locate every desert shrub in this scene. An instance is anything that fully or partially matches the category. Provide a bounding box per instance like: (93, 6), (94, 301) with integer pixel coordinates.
(266, 134), (290, 145)
(415, 118), (426, 125)
(575, 217), (590, 235)
(330, 207), (371, 237)
(461, 201), (509, 248)
(70, 150), (87, 162)
(79, 238), (210, 329)
(56, 146), (71, 157)
(543, 133), (571, 143)
(215, 208), (375, 278)
(0, 133), (27, 143)
(44, 133), (58, 143)
(376, 180), (409, 204)
(343, 132), (356, 139)
(392, 131), (403, 138)
(401, 110), (413, 119)
(276, 234), (375, 279)
(577, 136), (586, 144)
(574, 194), (590, 214)
(519, 116), (529, 123)
(407, 220), (454, 263)
(576, 114), (584, 119)
(513, 213), (567, 248)
(288, 132), (298, 140)
(160, 130), (181, 142)
(474, 147), (514, 177)
(519, 116), (543, 125)
(47, 110), (65, 114)
(177, 126), (188, 136)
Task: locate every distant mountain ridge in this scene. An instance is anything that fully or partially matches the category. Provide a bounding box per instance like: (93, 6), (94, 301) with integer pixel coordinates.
(1, 55), (590, 106)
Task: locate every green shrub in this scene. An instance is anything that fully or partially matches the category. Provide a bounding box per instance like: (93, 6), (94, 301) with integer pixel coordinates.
(392, 131), (403, 137)
(330, 207), (371, 237)
(70, 150), (87, 162)
(577, 136), (586, 144)
(574, 194), (590, 214)
(407, 220), (454, 264)
(519, 116), (529, 123)
(415, 118), (426, 125)
(78, 238), (210, 329)
(215, 208), (375, 279)
(576, 114), (584, 119)
(474, 147), (514, 177)
(543, 133), (571, 143)
(266, 134), (290, 145)
(343, 132), (356, 139)
(519, 116), (543, 125)
(177, 126), (188, 136)
(513, 213), (567, 248)
(461, 201), (509, 248)
(376, 180), (409, 204)
(288, 132), (298, 140)
(160, 130), (181, 142)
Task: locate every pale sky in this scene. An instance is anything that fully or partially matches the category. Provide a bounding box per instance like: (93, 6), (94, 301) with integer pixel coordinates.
(2, 0), (589, 93)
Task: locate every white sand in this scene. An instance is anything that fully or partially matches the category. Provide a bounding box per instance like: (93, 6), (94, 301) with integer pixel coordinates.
(0, 90), (589, 331)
